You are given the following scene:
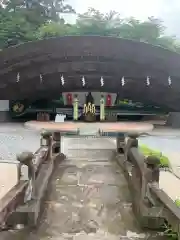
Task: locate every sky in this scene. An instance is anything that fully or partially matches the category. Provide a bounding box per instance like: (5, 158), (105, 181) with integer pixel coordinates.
(62, 0), (180, 37)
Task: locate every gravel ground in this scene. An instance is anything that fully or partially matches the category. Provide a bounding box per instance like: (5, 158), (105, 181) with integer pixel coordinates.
(0, 123), (40, 161)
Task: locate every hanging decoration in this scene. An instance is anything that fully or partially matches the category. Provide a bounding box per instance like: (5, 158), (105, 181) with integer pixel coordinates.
(61, 75), (65, 85)
(146, 76), (150, 86)
(100, 76), (104, 87)
(40, 74), (43, 83)
(168, 76), (172, 86)
(82, 76), (86, 86)
(16, 72), (20, 82)
(121, 76), (125, 86)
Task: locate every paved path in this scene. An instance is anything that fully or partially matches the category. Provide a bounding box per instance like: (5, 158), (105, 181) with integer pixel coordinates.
(27, 137), (160, 240)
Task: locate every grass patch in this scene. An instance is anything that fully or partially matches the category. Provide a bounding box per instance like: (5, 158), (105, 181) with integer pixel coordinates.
(161, 220), (178, 240)
(139, 144), (170, 168)
(175, 199), (180, 207)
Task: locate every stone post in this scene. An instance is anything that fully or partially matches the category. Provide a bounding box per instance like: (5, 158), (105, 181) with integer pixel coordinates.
(145, 156), (160, 183)
(124, 133), (139, 161)
(41, 131), (52, 159)
(143, 156), (160, 205)
(16, 151), (35, 202)
(52, 132), (61, 154)
(116, 134), (125, 153)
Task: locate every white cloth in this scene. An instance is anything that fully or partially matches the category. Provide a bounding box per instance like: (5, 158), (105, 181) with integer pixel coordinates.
(55, 114), (66, 122)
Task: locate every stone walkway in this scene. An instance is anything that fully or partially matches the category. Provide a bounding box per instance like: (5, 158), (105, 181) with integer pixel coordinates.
(27, 137), (159, 240)
(0, 123), (179, 240)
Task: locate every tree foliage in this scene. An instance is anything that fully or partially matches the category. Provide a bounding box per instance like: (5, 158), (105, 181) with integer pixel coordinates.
(0, 3), (179, 52)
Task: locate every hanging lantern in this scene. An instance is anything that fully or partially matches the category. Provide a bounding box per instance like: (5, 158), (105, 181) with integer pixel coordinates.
(66, 93), (72, 105)
(106, 94), (112, 106)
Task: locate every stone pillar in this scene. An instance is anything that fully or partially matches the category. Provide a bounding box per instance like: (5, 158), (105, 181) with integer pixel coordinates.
(100, 95), (105, 121)
(16, 151), (35, 202)
(116, 134), (125, 153)
(143, 156), (160, 206)
(125, 133), (139, 162)
(41, 131), (52, 159)
(52, 132), (61, 154)
(145, 156), (160, 183)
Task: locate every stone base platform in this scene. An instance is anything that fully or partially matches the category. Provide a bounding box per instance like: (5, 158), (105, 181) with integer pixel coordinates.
(25, 121), (154, 135)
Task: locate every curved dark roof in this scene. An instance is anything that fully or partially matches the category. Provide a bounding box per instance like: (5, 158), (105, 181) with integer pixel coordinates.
(0, 35), (180, 111)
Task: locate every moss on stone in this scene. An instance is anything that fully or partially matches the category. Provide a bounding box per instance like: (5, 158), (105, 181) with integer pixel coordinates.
(139, 144), (170, 168)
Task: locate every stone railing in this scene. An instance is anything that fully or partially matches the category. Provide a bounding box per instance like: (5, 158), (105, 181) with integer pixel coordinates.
(0, 131), (64, 230)
(116, 134), (180, 238)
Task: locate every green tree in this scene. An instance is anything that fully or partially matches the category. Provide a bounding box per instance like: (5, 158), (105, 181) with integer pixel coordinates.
(2, 0), (75, 22)
(0, 0), (75, 47)
(41, 0), (75, 21)
(76, 8), (122, 36)
(117, 17), (163, 42)
(0, 4), (179, 53)
(76, 9), (179, 51)
(37, 20), (75, 39)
